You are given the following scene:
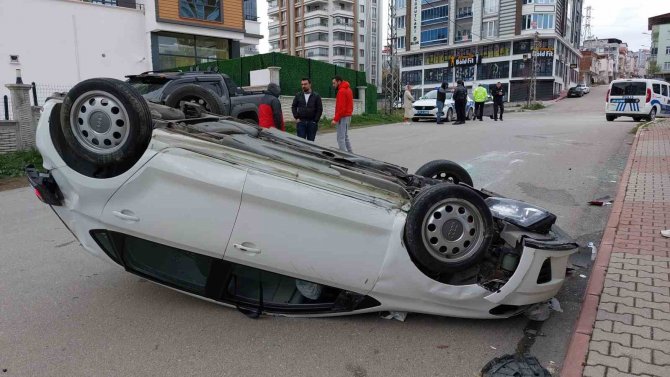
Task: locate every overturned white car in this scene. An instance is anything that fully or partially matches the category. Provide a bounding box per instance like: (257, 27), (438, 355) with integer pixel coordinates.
(27, 78), (577, 319)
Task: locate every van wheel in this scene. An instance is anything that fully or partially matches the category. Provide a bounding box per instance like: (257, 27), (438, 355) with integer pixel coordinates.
(446, 108), (453, 122)
(405, 184), (494, 273)
(165, 84), (225, 115)
(648, 108), (657, 121)
(606, 115), (615, 122)
(415, 160), (473, 186)
(60, 78), (152, 168)
(633, 117), (642, 122)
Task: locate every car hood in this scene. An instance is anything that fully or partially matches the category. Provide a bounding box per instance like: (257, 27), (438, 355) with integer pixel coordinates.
(412, 99), (436, 107)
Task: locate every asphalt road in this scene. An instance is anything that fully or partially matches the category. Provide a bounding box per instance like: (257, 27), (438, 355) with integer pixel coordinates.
(0, 86), (633, 377)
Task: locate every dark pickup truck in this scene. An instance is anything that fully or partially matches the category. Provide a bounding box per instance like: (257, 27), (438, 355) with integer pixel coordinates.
(127, 71), (264, 123)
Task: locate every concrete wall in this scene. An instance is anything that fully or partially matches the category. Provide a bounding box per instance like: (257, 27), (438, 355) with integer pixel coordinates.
(278, 96), (364, 122)
(0, 0), (151, 101)
(0, 121), (18, 154)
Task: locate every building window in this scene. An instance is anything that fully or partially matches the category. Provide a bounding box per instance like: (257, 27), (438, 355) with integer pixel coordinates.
(396, 15), (406, 29)
(179, 0), (221, 22)
(295, 36), (302, 47)
(425, 50), (449, 65)
(456, 29), (472, 42)
(522, 13), (555, 30)
(360, 35), (365, 43)
(665, 62), (670, 71)
(372, 7), (376, 18)
(457, 6), (473, 19)
(401, 70), (422, 85)
(424, 67), (453, 84)
(306, 47), (329, 57)
(455, 66), (475, 82)
(477, 61), (510, 80)
(333, 47), (354, 57)
(360, 49), (365, 57)
(482, 20), (497, 38)
(372, 22), (377, 32)
(304, 18), (329, 28)
(360, 20), (365, 28)
(397, 36), (406, 49)
(305, 32), (328, 42)
(422, 5), (449, 25)
(513, 38), (553, 54)
(523, 0), (555, 3)
(360, 5), (364, 13)
(480, 42), (511, 58)
(421, 27), (449, 47)
(666, 46), (670, 55)
(154, 31), (230, 70)
(243, 0), (257, 20)
(269, 27), (278, 37)
(395, 0), (406, 8)
(402, 54), (423, 67)
(360, 64), (365, 71)
(333, 32), (354, 42)
(483, 0), (499, 15)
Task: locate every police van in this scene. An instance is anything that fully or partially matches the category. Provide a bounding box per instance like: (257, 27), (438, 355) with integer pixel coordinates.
(605, 79), (670, 122)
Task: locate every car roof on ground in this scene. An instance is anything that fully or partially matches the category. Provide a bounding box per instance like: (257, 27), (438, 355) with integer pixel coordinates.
(126, 71), (231, 80)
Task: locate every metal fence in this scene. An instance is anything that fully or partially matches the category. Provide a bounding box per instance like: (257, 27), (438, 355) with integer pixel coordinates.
(32, 83), (72, 107)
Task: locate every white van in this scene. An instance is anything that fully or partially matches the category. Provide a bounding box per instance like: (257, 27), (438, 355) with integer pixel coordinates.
(605, 79), (670, 121)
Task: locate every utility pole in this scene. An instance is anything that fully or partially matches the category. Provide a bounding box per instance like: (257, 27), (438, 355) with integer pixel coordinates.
(528, 31), (539, 106)
(583, 6), (593, 45)
(384, 1), (400, 114)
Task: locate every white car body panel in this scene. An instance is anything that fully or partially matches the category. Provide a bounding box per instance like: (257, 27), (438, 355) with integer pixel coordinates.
(606, 79), (670, 118)
(34, 96), (578, 319)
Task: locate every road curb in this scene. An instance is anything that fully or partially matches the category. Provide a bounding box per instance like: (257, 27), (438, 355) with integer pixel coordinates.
(559, 126), (641, 377)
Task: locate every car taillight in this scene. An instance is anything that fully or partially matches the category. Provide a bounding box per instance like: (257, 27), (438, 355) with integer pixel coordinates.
(34, 188), (44, 202)
(606, 89), (610, 102)
(646, 88), (652, 103)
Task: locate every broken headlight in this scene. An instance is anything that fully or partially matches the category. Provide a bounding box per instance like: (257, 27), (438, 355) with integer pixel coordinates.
(485, 197), (557, 234)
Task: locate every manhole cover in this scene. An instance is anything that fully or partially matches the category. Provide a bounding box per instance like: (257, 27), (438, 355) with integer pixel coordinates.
(481, 354), (551, 377)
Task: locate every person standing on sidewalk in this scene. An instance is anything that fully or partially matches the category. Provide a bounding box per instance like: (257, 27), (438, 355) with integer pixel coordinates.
(473, 83), (488, 121)
(452, 80), (467, 125)
(292, 78), (323, 141)
(492, 82), (505, 121)
(331, 75), (354, 153)
(258, 83), (284, 130)
(403, 85), (415, 124)
(436, 82), (447, 124)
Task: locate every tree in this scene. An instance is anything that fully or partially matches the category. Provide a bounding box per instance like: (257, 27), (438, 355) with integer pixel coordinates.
(647, 61), (661, 77)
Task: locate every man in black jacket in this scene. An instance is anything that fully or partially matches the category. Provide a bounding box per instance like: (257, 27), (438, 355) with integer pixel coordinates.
(492, 82), (505, 121)
(291, 78), (323, 141)
(452, 80), (467, 125)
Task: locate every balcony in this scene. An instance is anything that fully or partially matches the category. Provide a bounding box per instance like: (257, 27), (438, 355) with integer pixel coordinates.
(456, 11), (473, 20)
(78, 0), (143, 10)
(245, 19), (261, 35)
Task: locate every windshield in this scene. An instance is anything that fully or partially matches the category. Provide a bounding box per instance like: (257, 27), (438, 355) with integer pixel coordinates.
(610, 82), (646, 96)
(423, 90), (437, 99)
(127, 77), (170, 102)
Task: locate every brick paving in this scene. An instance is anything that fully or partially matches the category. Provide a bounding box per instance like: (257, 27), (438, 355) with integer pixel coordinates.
(563, 121), (670, 377)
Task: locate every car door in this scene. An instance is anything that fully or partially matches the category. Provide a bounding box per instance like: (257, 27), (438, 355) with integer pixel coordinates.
(224, 168), (398, 294)
(101, 148), (247, 259)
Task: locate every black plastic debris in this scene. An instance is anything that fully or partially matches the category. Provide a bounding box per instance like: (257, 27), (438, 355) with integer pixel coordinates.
(588, 195), (613, 206)
(481, 354), (551, 377)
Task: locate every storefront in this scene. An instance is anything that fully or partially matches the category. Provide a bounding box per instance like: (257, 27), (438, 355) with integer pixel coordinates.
(151, 31), (234, 71)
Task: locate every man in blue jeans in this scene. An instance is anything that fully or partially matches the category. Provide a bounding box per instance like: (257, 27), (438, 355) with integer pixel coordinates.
(291, 78), (323, 141)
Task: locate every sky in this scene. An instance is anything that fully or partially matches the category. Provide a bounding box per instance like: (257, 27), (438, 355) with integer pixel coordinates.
(256, 0), (670, 53)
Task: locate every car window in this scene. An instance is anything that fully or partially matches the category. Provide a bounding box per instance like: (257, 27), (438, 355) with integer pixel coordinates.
(445, 93), (453, 100)
(198, 81), (222, 96)
(223, 77), (240, 97)
(663, 85), (669, 97)
(127, 76), (171, 102)
(610, 82), (646, 96)
(423, 90), (437, 99)
(653, 84), (661, 94)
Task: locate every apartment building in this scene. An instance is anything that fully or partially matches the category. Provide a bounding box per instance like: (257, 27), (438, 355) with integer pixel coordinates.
(0, 0), (262, 99)
(582, 38), (626, 81)
(267, 0), (382, 87)
(396, 0), (584, 101)
(649, 12), (670, 81)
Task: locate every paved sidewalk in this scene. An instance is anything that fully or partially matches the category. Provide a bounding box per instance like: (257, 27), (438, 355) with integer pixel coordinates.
(562, 120), (670, 377)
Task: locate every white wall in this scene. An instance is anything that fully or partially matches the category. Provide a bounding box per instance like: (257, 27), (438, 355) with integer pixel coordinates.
(0, 0), (151, 102)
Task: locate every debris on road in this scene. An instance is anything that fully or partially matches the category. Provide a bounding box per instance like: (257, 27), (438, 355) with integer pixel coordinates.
(579, 274), (587, 278)
(436, 344), (449, 349)
(481, 354), (551, 377)
(661, 229), (670, 238)
(490, 346), (497, 350)
(588, 195), (613, 206)
(523, 298), (562, 322)
(380, 311), (408, 322)
(588, 242), (598, 261)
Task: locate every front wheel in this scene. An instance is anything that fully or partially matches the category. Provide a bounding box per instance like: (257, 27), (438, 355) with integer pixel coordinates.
(467, 108), (474, 120)
(606, 115), (615, 122)
(415, 160), (473, 186)
(404, 184), (494, 274)
(446, 108), (453, 122)
(633, 116), (642, 122)
(412, 117), (419, 122)
(648, 108), (657, 121)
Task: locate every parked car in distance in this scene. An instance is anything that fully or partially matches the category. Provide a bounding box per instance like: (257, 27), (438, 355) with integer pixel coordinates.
(577, 84), (590, 94)
(127, 71), (263, 124)
(567, 86), (585, 98)
(27, 78), (579, 320)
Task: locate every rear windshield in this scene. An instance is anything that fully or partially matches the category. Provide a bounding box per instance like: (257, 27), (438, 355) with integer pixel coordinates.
(127, 77), (171, 95)
(610, 82), (646, 96)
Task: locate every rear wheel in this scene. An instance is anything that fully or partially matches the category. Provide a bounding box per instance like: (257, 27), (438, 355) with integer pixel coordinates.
(445, 108), (453, 122)
(165, 84), (225, 114)
(405, 184), (494, 274)
(633, 116), (642, 122)
(60, 78), (152, 168)
(467, 108), (474, 120)
(415, 160), (473, 186)
(606, 115), (615, 122)
(648, 107), (657, 121)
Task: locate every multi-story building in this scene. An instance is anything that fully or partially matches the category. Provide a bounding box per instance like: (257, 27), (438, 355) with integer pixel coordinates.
(648, 12), (670, 81)
(635, 49), (650, 78)
(582, 38), (627, 81)
(267, 0), (382, 87)
(396, 0), (584, 101)
(1, 0), (262, 101)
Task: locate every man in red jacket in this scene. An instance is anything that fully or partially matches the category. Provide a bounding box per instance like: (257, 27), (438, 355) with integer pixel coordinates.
(331, 76), (353, 152)
(258, 83), (284, 130)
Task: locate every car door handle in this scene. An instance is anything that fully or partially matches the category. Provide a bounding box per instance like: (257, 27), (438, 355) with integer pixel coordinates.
(112, 210), (139, 222)
(233, 243), (261, 254)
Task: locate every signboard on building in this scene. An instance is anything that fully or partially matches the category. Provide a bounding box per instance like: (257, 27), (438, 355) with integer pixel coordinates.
(533, 47), (554, 58)
(450, 54), (481, 67)
(409, 0), (421, 51)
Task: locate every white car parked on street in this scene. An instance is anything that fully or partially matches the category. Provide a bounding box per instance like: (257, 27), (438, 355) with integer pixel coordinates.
(27, 78), (578, 319)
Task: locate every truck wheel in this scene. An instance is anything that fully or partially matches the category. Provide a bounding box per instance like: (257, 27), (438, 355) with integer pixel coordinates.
(165, 84), (225, 115)
(405, 184), (494, 274)
(60, 78), (152, 168)
(415, 160), (473, 186)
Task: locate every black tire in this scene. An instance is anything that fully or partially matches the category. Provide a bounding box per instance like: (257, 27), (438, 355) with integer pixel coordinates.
(415, 160), (474, 186)
(466, 108), (474, 120)
(405, 184), (494, 274)
(648, 107), (657, 121)
(633, 116), (642, 122)
(60, 78), (152, 168)
(606, 115), (615, 122)
(412, 117), (419, 122)
(446, 108), (453, 122)
(165, 84), (225, 114)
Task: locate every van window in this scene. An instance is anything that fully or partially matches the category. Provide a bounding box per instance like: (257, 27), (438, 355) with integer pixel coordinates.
(653, 84), (661, 94)
(663, 85), (669, 97)
(610, 82), (646, 96)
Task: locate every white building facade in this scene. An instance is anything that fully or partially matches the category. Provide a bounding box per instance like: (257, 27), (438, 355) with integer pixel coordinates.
(396, 0), (583, 101)
(0, 0), (262, 105)
(267, 0), (382, 87)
